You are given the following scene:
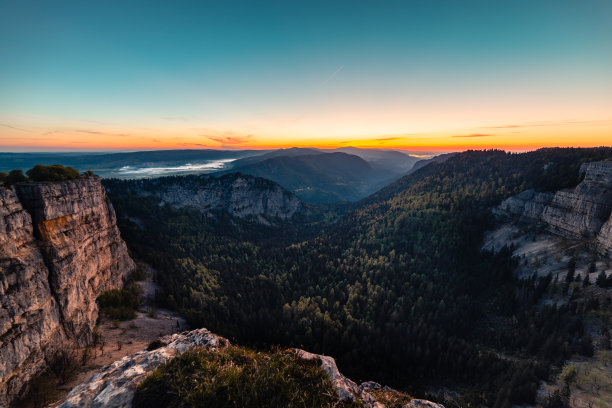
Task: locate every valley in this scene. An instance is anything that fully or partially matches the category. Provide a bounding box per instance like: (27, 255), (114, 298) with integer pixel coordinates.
(2, 148), (612, 408)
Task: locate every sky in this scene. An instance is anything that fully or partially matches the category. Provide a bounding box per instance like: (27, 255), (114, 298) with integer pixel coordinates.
(1, 0), (611, 152)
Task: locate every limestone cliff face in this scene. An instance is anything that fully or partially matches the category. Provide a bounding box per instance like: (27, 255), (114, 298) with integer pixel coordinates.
(109, 173), (307, 224)
(0, 177), (134, 405)
(495, 161), (612, 253)
(598, 216), (612, 255)
(0, 188), (66, 405)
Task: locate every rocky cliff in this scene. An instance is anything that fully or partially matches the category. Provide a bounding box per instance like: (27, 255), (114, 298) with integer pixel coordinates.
(496, 161), (612, 254)
(0, 177), (134, 405)
(58, 328), (444, 408)
(105, 173), (307, 224)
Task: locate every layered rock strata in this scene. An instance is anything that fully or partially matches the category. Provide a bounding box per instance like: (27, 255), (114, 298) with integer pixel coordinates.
(495, 161), (612, 253)
(0, 177), (134, 405)
(59, 328), (444, 408)
(111, 173), (307, 224)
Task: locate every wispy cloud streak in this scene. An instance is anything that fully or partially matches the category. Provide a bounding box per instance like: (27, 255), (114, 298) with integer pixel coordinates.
(0, 123), (31, 133)
(323, 65), (344, 84)
(452, 133), (494, 138)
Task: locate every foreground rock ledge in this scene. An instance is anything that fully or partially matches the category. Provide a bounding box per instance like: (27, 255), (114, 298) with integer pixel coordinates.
(58, 328), (444, 408)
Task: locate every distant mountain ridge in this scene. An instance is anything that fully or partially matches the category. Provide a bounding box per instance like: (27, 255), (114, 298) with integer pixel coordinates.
(219, 151), (397, 202)
(1, 147), (444, 203)
(0, 150), (268, 178)
(226, 147), (421, 175)
(0, 147), (425, 184)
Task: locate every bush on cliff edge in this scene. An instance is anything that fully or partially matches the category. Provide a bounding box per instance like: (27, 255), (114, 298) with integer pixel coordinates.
(26, 164), (80, 182)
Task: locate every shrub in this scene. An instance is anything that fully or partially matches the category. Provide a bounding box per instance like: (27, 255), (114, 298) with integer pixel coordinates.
(26, 164), (80, 182)
(12, 373), (59, 408)
(130, 264), (147, 281)
(133, 345), (360, 408)
(97, 284), (141, 321)
(146, 339), (165, 351)
(48, 349), (79, 385)
(5, 169), (28, 186)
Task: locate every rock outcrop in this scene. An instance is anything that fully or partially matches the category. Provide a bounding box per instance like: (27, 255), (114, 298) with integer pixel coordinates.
(104, 173), (307, 225)
(496, 161), (612, 253)
(0, 177), (134, 405)
(59, 328), (223, 408)
(597, 217), (612, 256)
(59, 328), (444, 408)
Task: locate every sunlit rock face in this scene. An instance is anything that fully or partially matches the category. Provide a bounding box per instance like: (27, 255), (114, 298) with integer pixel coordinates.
(496, 161), (612, 247)
(16, 178), (135, 340)
(0, 177), (134, 406)
(58, 328), (444, 408)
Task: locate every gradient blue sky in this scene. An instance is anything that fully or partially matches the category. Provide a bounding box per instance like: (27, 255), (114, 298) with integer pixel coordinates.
(1, 0), (611, 151)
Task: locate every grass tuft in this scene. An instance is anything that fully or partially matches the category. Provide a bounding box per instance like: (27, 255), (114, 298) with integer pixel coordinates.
(133, 345), (361, 408)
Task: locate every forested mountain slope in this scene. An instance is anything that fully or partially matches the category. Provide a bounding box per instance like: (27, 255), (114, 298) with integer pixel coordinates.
(107, 147), (612, 407)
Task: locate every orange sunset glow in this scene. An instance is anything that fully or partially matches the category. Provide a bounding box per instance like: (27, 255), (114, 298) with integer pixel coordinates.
(2, 118), (611, 152)
(1, 1), (611, 153)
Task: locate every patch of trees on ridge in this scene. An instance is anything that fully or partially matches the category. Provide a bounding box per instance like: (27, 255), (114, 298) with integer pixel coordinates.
(0, 164), (92, 187)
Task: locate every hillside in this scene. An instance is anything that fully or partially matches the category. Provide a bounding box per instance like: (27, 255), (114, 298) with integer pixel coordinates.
(227, 147), (420, 176)
(220, 152), (396, 202)
(333, 147), (420, 174)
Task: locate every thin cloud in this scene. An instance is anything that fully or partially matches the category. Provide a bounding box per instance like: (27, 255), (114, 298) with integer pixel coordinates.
(75, 129), (130, 137)
(452, 133), (494, 138)
(376, 136), (408, 141)
(206, 134), (253, 145)
(162, 116), (190, 121)
(482, 119), (612, 130)
(0, 123), (31, 133)
(323, 65), (344, 84)
(42, 129), (130, 137)
(0, 137), (40, 141)
(483, 125), (522, 129)
(76, 129), (107, 135)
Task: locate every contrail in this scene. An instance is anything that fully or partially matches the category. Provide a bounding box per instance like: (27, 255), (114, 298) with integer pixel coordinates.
(323, 65), (344, 84)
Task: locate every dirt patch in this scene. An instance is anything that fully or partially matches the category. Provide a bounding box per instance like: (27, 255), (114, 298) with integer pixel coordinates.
(47, 264), (187, 407)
